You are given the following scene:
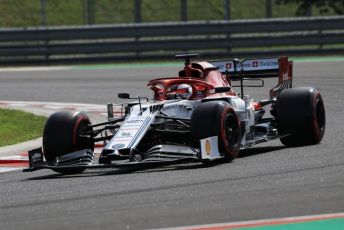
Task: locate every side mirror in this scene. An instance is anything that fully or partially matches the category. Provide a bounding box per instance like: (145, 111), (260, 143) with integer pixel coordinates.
(118, 93), (130, 99)
(215, 86), (231, 93)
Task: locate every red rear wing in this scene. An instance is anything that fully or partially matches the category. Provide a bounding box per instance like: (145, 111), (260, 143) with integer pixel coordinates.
(209, 57), (293, 98)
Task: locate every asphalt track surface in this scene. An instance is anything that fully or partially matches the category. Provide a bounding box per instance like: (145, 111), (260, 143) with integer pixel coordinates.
(0, 61), (343, 230)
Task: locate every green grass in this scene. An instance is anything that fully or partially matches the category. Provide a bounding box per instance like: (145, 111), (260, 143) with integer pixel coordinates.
(0, 0), (338, 28)
(0, 108), (46, 147)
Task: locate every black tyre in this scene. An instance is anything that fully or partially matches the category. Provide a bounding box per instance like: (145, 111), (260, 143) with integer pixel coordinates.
(276, 87), (325, 146)
(43, 111), (94, 174)
(191, 101), (241, 162)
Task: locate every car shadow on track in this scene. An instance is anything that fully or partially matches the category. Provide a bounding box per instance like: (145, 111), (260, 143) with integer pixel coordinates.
(23, 164), (209, 181)
(238, 145), (286, 158)
(23, 145), (286, 181)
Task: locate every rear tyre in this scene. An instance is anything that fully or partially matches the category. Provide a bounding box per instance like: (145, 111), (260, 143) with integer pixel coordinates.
(191, 101), (241, 162)
(276, 87), (325, 146)
(43, 111), (94, 174)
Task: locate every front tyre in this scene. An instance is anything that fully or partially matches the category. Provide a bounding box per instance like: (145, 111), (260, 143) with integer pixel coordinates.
(191, 101), (241, 162)
(276, 87), (326, 146)
(43, 111), (94, 174)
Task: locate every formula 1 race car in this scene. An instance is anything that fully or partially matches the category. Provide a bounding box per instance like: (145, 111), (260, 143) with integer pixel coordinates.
(25, 54), (326, 174)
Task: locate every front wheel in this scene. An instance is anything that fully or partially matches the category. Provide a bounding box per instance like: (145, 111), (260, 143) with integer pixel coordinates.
(43, 111), (94, 174)
(191, 101), (241, 162)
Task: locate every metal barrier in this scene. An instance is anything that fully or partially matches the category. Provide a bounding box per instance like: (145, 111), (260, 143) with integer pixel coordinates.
(0, 16), (343, 65)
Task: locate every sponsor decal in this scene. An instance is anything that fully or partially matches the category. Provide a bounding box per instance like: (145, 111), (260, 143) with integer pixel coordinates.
(162, 103), (193, 112)
(205, 139), (211, 156)
(107, 105), (155, 150)
(32, 153), (42, 163)
(210, 58), (279, 73)
(241, 62), (253, 68)
(200, 136), (220, 160)
(126, 119), (146, 124)
(260, 60), (278, 67)
(112, 144), (125, 150)
(120, 132), (131, 137)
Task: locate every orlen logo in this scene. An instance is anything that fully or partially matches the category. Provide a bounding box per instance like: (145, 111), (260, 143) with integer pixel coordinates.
(252, 61), (259, 68)
(112, 143), (125, 150)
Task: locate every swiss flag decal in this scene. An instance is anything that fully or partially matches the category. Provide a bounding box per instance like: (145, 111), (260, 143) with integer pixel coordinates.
(253, 61), (259, 67)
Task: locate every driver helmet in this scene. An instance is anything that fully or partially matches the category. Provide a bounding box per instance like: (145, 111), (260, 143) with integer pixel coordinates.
(168, 84), (193, 99)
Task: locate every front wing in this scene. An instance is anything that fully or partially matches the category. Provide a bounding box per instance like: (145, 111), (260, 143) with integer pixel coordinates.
(24, 136), (223, 173)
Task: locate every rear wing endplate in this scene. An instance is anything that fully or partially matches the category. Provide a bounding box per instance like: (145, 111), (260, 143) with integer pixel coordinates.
(210, 57), (293, 98)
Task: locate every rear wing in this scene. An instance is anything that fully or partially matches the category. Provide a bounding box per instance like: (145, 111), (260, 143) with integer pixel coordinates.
(209, 57), (293, 98)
